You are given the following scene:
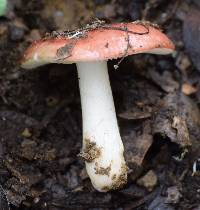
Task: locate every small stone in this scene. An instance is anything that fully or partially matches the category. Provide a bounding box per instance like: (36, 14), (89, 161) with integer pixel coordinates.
(33, 197), (40, 204)
(182, 83), (197, 95)
(137, 170), (157, 191)
(165, 186), (182, 204)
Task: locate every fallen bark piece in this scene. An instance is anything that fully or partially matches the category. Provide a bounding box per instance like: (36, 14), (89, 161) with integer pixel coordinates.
(152, 92), (199, 147)
(125, 133), (153, 168)
(124, 121), (153, 179)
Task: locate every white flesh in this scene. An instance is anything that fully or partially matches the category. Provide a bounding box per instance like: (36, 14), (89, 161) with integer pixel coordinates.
(77, 61), (127, 191)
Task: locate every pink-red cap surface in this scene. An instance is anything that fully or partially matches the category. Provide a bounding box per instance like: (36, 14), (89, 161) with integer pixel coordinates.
(21, 21), (175, 69)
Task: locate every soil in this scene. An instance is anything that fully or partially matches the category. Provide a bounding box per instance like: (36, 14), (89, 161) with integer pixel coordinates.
(1, 0), (200, 210)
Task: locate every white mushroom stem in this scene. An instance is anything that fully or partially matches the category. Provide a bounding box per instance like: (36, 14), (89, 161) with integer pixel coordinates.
(76, 61), (127, 192)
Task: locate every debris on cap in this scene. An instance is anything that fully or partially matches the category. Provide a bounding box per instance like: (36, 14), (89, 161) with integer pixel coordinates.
(21, 20), (175, 69)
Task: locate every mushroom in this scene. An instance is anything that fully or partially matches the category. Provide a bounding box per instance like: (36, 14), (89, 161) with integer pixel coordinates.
(21, 20), (175, 192)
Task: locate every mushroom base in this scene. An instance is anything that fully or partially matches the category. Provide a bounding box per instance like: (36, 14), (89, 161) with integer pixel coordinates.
(77, 61), (127, 192)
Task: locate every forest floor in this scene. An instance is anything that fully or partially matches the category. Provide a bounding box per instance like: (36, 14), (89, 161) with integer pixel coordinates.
(0, 0), (200, 209)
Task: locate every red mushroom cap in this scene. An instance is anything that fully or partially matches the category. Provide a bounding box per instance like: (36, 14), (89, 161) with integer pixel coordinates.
(21, 21), (175, 69)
